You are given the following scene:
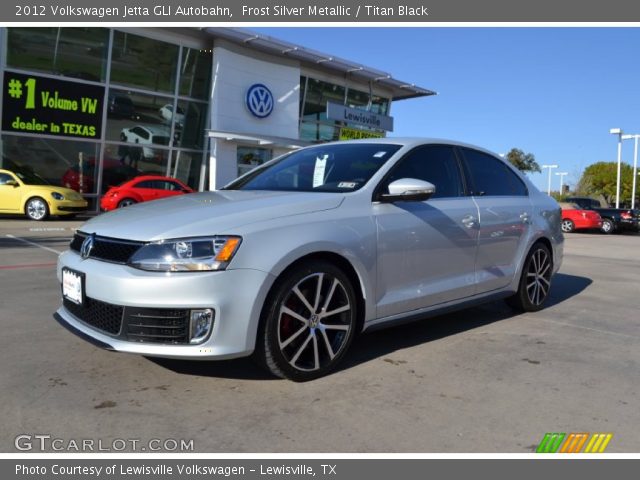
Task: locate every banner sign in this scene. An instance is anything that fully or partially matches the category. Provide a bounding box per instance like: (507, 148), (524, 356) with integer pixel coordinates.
(339, 127), (384, 140)
(327, 102), (394, 132)
(2, 71), (105, 140)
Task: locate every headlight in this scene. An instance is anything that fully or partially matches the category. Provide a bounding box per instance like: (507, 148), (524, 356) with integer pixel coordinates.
(128, 236), (242, 272)
(51, 192), (65, 200)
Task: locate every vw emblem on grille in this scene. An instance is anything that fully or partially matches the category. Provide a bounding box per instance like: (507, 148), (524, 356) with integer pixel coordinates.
(80, 233), (95, 260)
(246, 83), (274, 118)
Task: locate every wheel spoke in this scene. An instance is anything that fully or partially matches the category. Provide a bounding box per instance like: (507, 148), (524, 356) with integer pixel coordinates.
(322, 304), (350, 319)
(322, 323), (349, 331)
(537, 253), (548, 274)
(290, 333), (313, 366)
(539, 275), (551, 287)
(280, 306), (309, 326)
(538, 280), (549, 297)
(539, 262), (551, 277)
(312, 273), (324, 313)
(279, 324), (308, 349)
(321, 278), (339, 312)
(293, 286), (315, 314)
(320, 328), (336, 360)
(312, 334), (320, 370)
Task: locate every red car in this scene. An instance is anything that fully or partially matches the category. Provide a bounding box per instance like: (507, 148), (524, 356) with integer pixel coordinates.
(100, 175), (193, 211)
(559, 202), (603, 233)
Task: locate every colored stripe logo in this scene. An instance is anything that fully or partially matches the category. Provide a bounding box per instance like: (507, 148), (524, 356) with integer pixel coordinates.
(537, 433), (613, 453)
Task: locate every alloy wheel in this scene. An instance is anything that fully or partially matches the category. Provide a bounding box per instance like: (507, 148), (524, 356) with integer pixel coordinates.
(277, 272), (353, 372)
(26, 198), (47, 220)
(526, 248), (552, 306)
(561, 219), (574, 233)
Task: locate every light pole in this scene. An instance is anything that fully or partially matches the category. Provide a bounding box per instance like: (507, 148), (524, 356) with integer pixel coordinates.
(555, 172), (568, 194)
(621, 133), (639, 209)
(541, 164), (558, 195)
(610, 128), (624, 208)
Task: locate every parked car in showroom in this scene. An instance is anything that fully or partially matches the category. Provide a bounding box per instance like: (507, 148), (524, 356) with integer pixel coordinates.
(558, 202), (603, 233)
(120, 125), (171, 160)
(0, 168), (87, 220)
(55, 139), (563, 381)
(159, 104), (185, 127)
(100, 175), (193, 210)
(565, 196), (640, 234)
(62, 157), (140, 194)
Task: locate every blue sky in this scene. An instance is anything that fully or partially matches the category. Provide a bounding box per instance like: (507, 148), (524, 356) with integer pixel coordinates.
(254, 27), (640, 192)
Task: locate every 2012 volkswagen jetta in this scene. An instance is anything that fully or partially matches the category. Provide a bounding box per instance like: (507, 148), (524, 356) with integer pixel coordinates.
(55, 139), (563, 381)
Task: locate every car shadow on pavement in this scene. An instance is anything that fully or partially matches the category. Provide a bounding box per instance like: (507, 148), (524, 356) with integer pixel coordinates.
(149, 273), (592, 381)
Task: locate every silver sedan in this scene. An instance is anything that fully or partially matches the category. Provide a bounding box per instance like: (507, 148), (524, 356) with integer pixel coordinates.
(55, 139), (563, 381)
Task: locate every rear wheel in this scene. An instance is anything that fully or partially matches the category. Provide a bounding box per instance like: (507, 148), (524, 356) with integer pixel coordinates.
(257, 260), (358, 381)
(25, 197), (49, 221)
(117, 198), (136, 208)
(506, 243), (553, 312)
(561, 219), (575, 233)
(601, 218), (614, 234)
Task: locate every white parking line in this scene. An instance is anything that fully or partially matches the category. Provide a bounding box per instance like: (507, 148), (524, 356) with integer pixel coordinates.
(4, 234), (63, 255)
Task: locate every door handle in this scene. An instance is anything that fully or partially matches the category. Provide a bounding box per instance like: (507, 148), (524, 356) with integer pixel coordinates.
(461, 214), (478, 229)
(520, 212), (531, 224)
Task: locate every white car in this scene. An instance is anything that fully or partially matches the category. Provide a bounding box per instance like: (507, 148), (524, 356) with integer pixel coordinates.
(55, 139), (563, 381)
(159, 104), (185, 127)
(120, 125), (171, 159)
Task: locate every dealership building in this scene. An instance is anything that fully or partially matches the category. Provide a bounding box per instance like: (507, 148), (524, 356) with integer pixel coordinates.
(0, 27), (434, 211)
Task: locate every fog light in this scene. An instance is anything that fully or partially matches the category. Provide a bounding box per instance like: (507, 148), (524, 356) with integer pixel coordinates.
(189, 309), (214, 344)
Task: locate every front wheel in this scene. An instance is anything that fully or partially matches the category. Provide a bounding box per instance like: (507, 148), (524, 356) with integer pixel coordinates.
(561, 219), (575, 233)
(506, 243), (553, 312)
(257, 260), (358, 381)
(117, 198), (136, 208)
(25, 197), (49, 221)
(601, 218), (614, 234)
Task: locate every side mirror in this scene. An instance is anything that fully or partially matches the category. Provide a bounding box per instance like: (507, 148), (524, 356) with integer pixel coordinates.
(5, 180), (19, 187)
(380, 178), (436, 202)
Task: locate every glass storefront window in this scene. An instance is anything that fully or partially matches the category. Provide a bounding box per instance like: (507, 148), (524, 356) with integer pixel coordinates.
(237, 147), (272, 177)
(104, 143), (170, 180)
(6, 28), (108, 82)
(179, 48), (212, 100)
(175, 101), (207, 150)
(171, 150), (204, 189)
(301, 77), (345, 123)
(110, 31), (178, 94)
(1, 134), (101, 194)
(106, 88), (176, 147)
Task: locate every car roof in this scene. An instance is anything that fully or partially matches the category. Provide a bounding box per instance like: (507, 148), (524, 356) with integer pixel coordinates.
(128, 175), (184, 183)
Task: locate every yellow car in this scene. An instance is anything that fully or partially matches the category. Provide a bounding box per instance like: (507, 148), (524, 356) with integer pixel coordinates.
(0, 168), (88, 221)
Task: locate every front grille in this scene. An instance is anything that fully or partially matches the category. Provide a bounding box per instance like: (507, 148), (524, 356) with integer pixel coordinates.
(70, 232), (144, 264)
(124, 307), (190, 344)
(63, 297), (124, 335)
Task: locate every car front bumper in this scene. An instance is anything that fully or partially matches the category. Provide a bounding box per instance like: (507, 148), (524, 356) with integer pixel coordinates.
(49, 199), (88, 215)
(55, 250), (274, 359)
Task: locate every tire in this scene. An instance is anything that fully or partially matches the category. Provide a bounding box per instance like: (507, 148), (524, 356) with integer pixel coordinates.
(506, 242), (553, 312)
(25, 197), (49, 221)
(256, 260), (358, 381)
(601, 218), (614, 234)
(561, 219), (575, 233)
(117, 198), (136, 208)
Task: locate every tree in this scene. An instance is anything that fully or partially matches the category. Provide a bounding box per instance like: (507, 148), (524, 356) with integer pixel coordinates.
(576, 161), (635, 206)
(505, 148), (540, 173)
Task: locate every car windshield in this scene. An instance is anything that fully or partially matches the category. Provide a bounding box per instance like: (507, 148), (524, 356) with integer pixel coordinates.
(14, 169), (50, 185)
(225, 143), (402, 193)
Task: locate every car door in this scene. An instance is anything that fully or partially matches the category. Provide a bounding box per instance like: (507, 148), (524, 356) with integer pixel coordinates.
(458, 147), (532, 293)
(373, 145), (479, 318)
(0, 172), (22, 212)
(159, 180), (186, 199)
(131, 180), (162, 202)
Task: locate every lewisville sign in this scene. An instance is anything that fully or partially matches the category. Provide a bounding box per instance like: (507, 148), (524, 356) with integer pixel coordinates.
(2, 71), (105, 139)
(326, 102), (393, 132)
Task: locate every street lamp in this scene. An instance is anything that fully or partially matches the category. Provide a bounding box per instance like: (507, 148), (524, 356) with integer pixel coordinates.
(610, 128), (623, 208)
(555, 172), (568, 194)
(541, 164), (558, 195)
(621, 133), (639, 209)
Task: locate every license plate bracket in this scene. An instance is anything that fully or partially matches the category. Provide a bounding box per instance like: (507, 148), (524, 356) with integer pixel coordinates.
(62, 267), (85, 305)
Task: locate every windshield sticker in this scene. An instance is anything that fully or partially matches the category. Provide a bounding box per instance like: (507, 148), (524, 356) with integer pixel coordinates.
(338, 182), (358, 189)
(313, 155), (328, 188)
(373, 151), (388, 158)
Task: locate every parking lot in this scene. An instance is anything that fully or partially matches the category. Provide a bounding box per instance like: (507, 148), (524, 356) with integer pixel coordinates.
(0, 217), (638, 453)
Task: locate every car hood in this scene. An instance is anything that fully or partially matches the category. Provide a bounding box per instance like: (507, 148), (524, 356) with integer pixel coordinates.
(81, 190), (345, 241)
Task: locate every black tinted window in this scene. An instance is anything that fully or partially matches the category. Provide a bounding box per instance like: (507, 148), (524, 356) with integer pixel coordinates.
(135, 180), (155, 189)
(384, 145), (463, 198)
(461, 148), (527, 196)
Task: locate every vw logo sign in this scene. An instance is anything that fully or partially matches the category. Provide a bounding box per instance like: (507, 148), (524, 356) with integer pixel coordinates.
(80, 233), (95, 260)
(246, 84), (274, 118)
